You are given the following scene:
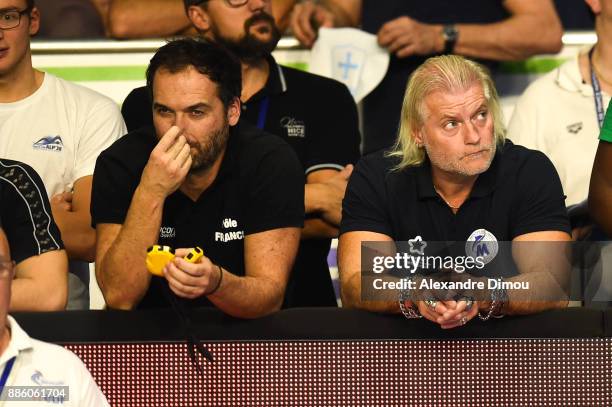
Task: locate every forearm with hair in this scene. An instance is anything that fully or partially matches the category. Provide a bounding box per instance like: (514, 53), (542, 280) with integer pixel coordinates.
(320, 0), (360, 27)
(98, 186), (163, 309)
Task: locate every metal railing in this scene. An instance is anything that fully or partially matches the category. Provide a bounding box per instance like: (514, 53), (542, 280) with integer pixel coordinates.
(31, 32), (593, 55)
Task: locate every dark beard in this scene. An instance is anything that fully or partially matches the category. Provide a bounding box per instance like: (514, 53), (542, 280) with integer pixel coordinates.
(212, 12), (281, 63)
(189, 122), (230, 173)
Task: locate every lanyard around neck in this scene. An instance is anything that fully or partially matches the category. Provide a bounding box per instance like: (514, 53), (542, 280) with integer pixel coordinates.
(0, 357), (16, 396)
(256, 96), (270, 130)
(589, 47), (606, 129)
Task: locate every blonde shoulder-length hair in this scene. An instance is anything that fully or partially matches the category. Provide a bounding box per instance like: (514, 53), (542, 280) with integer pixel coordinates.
(387, 55), (506, 170)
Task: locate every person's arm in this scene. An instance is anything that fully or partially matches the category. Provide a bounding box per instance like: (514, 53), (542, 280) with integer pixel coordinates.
(500, 230), (571, 314)
(338, 230), (399, 312)
(378, 0), (562, 60)
(165, 227), (300, 318)
(50, 176), (96, 262)
(303, 167), (353, 239)
(95, 126), (191, 309)
(10, 250), (68, 311)
(589, 141), (612, 236)
(290, 0), (562, 61)
(95, 189), (162, 310)
(90, 0), (111, 36)
(0, 160), (69, 311)
(289, 0), (361, 47)
(54, 92), (126, 263)
(107, 0), (194, 39)
(216, 227), (301, 316)
(301, 78), (361, 239)
(447, 0), (563, 61)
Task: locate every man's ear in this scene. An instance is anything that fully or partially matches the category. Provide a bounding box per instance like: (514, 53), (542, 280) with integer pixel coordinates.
(413, 128), (425, 147)
(585, 0), (601, 14)
(188, 5), (211, 33)
(227, 97), (241, 126)
(28, 6), (40, 36)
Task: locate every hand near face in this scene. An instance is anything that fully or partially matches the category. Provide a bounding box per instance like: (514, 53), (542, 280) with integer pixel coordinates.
(163, 248), (221, 299)
(141, 126), (192, 199)
(378, 16), (441, 58)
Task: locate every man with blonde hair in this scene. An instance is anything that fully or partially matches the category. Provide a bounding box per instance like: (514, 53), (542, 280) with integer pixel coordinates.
(339, 55), (572, 329)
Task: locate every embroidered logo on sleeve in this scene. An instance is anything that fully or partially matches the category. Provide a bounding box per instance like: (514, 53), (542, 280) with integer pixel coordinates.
(32, 135), (63, 152)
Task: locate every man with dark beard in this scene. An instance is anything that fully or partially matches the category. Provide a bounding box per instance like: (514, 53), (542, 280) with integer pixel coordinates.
(121, 0), (361, 307)
(91, 39), (305, 316)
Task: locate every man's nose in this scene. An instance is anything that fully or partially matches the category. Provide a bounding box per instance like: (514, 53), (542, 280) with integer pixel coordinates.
(173, 114), (189, 132)
(248, 0), (268, 12)
(464, 121), (481, 145)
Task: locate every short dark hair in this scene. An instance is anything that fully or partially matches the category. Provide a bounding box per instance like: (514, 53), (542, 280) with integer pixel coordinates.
(26, 0), (34, 10)
(146, 38), (242, 109)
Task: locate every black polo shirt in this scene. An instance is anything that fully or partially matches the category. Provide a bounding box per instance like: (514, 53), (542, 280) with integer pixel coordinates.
(121, 56), (361, 307)
(91, 123), (305, 309)
(0, 158), (63, 263)
(341, 141), (570, 277)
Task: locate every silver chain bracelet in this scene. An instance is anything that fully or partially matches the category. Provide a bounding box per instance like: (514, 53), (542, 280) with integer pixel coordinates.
(398, 278), (422, 319)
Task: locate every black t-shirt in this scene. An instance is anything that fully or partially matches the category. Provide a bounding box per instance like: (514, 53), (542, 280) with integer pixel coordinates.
(91, 124), (305, 308)
(341, 141), (570, 277)
(0, 158), (63, 263)
(360, 0), (508, 154)
(121, 56), (361, 307)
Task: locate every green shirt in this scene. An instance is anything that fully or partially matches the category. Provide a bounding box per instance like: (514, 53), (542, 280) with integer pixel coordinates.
(600, 101), (612, 142)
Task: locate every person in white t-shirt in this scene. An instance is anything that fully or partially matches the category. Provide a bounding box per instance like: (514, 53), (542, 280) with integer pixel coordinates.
(0, 0), (127, 309)
(507, 0), (609, 208)
(0, 241), (109, 406)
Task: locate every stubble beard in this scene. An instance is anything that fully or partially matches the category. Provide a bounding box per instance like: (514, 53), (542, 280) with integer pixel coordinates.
(189, 121), (230, 174)
(211, 12), (281, 63)
(425, 142), (497, 177)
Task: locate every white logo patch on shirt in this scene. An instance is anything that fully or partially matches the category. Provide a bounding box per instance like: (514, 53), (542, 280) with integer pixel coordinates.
(215, 218), (244, 242)
(32, 135), (63, 152)
(280, 117), (305, 138)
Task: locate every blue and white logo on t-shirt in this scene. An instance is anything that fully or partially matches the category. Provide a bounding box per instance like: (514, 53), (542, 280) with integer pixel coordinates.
(32, 136), (63, 152)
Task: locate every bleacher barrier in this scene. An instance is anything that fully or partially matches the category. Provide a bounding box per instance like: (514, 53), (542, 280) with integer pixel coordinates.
(13, 308), (612, 406)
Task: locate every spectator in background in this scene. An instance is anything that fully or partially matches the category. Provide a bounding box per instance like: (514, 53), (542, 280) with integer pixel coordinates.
(0, 0), (127, 309)
(507, 0), (608, 211)
(339, 55), (570, 328)
(0, 158), (67, 311)
(35, 0), (106, 39)
(285, 0), (563, 154)
(92, 39), (304, 315)
(120, 0), (361, 307)
(589, 106), (612, 237)
(0, 242), (108, 405)
(105, 0), (293, 39)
